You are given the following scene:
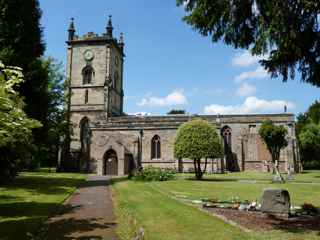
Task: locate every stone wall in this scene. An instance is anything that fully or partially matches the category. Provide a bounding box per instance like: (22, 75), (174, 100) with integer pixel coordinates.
(85, 114), (298, 175)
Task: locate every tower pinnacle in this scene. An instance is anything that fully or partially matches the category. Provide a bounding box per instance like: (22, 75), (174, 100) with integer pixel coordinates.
(106, 15), (113, 39)
(68, 18), (76, 41)
(119, 32), (125, 51)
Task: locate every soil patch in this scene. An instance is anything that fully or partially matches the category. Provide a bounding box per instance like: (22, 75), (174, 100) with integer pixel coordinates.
(205, 207), (320, 233)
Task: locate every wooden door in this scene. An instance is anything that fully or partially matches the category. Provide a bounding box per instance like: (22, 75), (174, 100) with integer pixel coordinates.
(104, 150), (118, 175)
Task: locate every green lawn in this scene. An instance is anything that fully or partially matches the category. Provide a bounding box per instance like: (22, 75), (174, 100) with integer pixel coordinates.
(0, 170), (85, 240)
(111, 171), (320, 240)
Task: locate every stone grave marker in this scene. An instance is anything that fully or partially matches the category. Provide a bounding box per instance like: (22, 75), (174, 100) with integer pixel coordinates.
(261, 189), (291, 218)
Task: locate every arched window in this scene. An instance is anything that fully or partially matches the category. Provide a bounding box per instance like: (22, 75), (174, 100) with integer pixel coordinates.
(82, 65), (94, 84)
(221, 126), (232, 154)
(151, 135), (161, 159)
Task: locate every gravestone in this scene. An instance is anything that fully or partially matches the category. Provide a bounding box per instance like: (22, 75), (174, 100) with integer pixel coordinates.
(261, 189), (291, 217)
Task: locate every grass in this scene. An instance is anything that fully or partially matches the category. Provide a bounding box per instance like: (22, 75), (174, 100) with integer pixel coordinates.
(179, 170), (320, 183)
(111, 171), (320, 240)
(0, 170), (85, 240)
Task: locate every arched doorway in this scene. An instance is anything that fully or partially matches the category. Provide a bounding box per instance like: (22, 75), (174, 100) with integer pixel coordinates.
(124, 153), (135, 176)
(103, 149), (118, 176)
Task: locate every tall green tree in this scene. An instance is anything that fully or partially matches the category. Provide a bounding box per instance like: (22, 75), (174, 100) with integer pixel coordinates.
(259, 120), (288, 182)
(296, 100), (320, 168)
(177, 0), (320, 86)
(0, 0), (44, 65)
(298, 123), (320, 169)
(35, 57), (67, 169)
(174, 118), (223, 179)
(0, 62), (41, 183)
(0, 0), (47, 137)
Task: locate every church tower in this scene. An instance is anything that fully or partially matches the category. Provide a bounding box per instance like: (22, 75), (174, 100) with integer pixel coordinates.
(66, 16), (125, 170)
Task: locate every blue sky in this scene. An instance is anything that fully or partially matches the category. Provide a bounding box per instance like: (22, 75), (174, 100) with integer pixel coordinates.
(40, 0), (320, 116)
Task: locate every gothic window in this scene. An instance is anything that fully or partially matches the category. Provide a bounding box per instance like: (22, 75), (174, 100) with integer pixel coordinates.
(151, 135), (161, 159)
(221, 126), (232, 155)
(82, 65), (94, 84)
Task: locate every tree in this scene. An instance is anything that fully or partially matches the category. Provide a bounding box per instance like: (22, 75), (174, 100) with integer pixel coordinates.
(177, 0), (320, 86)
(296, 100), (320, 168)
(0, 62), (41, 183)
(0, 0), (50, 164)
(298, 123), (320, 169)
(259, 120), (288, 182)
(305, 101), (320, 124)
(167, 109), (186, 115)
(35, 57), (67, 169)
(0, 0), (46, 114)
(174, 118), (223, 179)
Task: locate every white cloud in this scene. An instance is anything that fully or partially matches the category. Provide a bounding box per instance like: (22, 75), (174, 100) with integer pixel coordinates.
(232, 51), (265, 67)
(236, 82), (256, 97)
(203, 96), (295, 115)
(137, 89), (188, 107)
(234, 66), (269, 82)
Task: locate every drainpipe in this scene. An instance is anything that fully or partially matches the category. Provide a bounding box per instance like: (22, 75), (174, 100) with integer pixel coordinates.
(139, 129), (144, 170)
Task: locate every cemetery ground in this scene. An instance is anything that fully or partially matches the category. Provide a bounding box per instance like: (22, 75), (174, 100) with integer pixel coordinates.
(0, 170), (319, 239)
(112, 170), (320, 240)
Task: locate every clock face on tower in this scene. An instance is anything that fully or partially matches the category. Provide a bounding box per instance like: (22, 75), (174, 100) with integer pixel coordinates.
(84, 49), (94, 61)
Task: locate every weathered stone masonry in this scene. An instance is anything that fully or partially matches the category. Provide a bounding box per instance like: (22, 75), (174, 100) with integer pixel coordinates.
(66, 17), (300, 175)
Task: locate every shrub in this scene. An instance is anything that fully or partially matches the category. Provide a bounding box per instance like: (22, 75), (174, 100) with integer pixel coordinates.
(133, 167), (176, 181)
(174, 118), (223, 180)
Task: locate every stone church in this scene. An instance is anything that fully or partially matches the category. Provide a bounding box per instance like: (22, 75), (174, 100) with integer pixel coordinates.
(66, 17), (300, 176)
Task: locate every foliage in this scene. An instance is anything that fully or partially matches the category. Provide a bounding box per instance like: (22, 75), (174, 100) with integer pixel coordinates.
(167, 109), (186, 115)
(174, 118), (223, 179)
(259, 120), (288, 181)
(298, 123), (320, 169)
(33, 57), (66, 168)
(296, 101), (320, 168)
(177, 0), (320, 86)
(259, 120), (288, 162)
(0, 0), (44, 65)
(133, 167), (176, 181)
(0, 0), (63, 169)
(305, 101), (320, 124)
(0, 0), (46, 119)
(0, 62), (41, 183)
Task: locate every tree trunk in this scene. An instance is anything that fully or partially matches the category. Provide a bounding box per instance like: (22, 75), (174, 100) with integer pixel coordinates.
(193, 160), (198, 179)
(197, 159), (203, 180)
(273, 159), (284, 182)
(204, 158), (208, 174)
(193, 159), (203, 180)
